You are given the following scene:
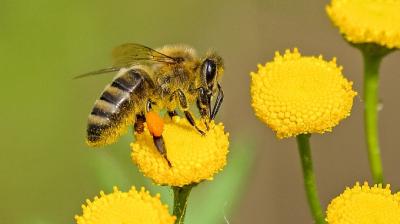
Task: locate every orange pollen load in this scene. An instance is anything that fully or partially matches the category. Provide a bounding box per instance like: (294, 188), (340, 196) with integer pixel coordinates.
(145, 112), (164, 137)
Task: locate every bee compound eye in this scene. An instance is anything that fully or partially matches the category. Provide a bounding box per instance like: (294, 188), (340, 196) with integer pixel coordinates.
(203, 59), (217, 84)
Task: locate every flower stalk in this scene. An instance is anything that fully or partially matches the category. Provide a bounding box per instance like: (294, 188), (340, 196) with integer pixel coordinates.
(296, 134), (326, 224)
(172, 185), (194, 224)
(362, 49), (384, 184)
(358, 43), (394, 184)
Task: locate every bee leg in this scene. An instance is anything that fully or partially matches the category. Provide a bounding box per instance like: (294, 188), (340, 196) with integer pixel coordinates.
(167, 110), (177, 118)
(196, 99), (210, 131)
(134, 113), (146, 134)
(197, 87), (211, 130)
(184, 111), (205, 135)
(144, 100), (172, 167)
(174, 89), (206, 135)
(146, 99), (154, 112)
(211, 83), (224, 120)
(153, 135), (172, 167)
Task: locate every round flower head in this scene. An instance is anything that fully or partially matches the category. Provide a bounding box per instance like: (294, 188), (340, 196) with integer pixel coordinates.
(131, 116), (229, 187)
(326, 182), (400, 224)
(75, 186), (176, 224)
(326, 0), (400, 49)
(250, 48), (357, 138)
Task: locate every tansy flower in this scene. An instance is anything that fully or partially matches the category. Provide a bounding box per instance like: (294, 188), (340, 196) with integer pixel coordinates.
(326, 182), (400, 224)
(326, 0), (400, 49)
(131, 116), (229, 187)
(250, 48), (357, 138)
(75, 186), (176, 224)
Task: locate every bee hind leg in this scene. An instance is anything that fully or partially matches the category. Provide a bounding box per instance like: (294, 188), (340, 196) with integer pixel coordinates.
(143, 102), (172, 167)
(153, 135), (172, 167)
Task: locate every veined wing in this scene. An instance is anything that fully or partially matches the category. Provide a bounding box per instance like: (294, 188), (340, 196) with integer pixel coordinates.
(73, 67), (121, 79)
(112, 43), (179, 67)
(74, 43), (177, 79)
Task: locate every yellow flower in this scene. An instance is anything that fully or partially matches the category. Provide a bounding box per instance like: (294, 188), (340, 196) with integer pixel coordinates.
(250, 48), (357, 138)
(131, 116), (229, 187)
(75, 186), (176, 224)
(326, 182), (400, 224)
(326, 0), (400, 49)
(395, 192), (400, 202)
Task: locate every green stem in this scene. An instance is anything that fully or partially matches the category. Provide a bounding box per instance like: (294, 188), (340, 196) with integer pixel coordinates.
(362, 50), (385, 184)
(296, 134), (326, 224)
(352, 43), (393, 183)
(172, 185), (193, 224)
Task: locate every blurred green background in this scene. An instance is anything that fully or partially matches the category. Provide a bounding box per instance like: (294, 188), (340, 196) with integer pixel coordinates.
(1, 0), (400, 223)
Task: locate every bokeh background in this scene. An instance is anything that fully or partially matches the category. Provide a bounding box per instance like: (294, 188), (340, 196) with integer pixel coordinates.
(1, 0), (400, 223)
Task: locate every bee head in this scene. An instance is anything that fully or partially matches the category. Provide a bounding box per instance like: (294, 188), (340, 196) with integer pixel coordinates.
(198, 53), (224, 120)
(200, 53), (224, 92)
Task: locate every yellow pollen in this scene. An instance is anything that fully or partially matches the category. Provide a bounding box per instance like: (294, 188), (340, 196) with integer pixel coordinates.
(131, 116), (229, 187)
(74, 186), (176, 224)
(250, 48), (357, 138)
(326, 182), (400, 224)
(326, 0), (400, 49)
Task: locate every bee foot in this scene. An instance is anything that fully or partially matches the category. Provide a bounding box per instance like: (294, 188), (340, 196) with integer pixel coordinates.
(196, 127), (206, 136)
(204, 121), (210, 131)
(164, 155), (172, 168)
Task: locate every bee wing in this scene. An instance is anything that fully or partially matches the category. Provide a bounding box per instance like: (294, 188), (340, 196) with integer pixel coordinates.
(74, 43), (176, 79)
(112, 43), (178, 67)
(73, 67), (121, 79)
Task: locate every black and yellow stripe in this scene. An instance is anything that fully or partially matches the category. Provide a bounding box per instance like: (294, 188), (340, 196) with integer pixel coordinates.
(86, 69), (148, 146)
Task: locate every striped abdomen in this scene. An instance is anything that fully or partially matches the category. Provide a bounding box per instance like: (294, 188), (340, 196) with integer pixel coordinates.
(86, 68), (147, 147)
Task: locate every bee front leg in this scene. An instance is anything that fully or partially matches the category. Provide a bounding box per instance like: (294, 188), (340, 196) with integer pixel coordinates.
(175, 89), (206, 135)
(197, 99), (210, 131)
(196, 87), (211, 130)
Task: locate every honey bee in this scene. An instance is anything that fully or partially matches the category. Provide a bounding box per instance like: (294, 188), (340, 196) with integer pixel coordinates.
(77, 43), (224, 166)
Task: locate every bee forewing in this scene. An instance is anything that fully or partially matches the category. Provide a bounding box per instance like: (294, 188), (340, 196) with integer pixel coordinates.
(112, 43), (177, 67)
(73, 67), (120, 79)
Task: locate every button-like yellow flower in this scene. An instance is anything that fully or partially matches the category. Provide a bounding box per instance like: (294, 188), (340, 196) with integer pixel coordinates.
(326, 182), (400, 224)
(250, 49), (357, 138)
(326, 0), (400, 49)
(131, 116), (229, 187)
(75, 186), (176, 224)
